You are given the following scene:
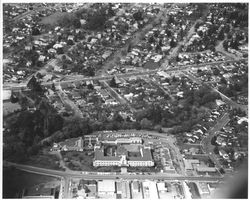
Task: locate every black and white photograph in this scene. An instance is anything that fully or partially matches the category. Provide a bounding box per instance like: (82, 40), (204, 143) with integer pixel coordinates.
(1, 1), (248, 199)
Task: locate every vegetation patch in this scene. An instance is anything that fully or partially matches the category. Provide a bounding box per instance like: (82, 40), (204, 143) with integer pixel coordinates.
(61, 151), (95, 171)
(40, 12), (69, 26)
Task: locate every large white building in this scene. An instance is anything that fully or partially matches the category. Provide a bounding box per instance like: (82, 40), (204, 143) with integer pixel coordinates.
(93, 137), (154, 167)
(98, 180), (116, 196)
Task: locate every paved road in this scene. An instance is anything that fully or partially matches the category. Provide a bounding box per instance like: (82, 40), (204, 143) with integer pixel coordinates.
(4, 161), (222, 182)
(4, 58), (247, 91)
(200, 113), (230, 170)
(143, 76), (175, 101)
(100, 80), (127, 104)
(56, 83), (83, 118)
(96, 4), (176, 75)
(216, 40), (240, 60)
(183, 71), (248, 113)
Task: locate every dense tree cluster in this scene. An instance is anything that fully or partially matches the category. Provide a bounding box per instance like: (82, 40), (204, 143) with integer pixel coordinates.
(218, 72), (248, 98)
(3, 99), (64, 162)
(57, 4), (116, 31)
(27, 76), (44, 93)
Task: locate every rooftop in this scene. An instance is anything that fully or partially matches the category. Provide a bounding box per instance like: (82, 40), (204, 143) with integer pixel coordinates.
(98, 180), (115, 192)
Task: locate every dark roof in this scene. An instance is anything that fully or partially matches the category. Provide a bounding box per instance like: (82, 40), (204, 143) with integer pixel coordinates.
(128, 148), (153, 161)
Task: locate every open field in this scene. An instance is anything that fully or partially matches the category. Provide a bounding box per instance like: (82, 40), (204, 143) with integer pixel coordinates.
(3, 167), (60, 198)
(23, 154), (62, 170)
(3, 101), (21, 116)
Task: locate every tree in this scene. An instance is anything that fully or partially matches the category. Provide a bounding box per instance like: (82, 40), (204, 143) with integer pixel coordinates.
(133, 11), (143, 21)
(154, 125), (163, 133)
(10, 93), (19, 103)
(140, 118), (153, 130)
(168, 15), (174, 24)
(32, 27), (40, 35)
(87, 8), (108, 30)
(110, 77), (118, 88)
(219, 168), (225, 174)
(214, 146), (219, 154)
(27, 76), (43, 93)
(87, 83), (94, 90)
(211, 136), (217, 145)
(113, 112), (124, 123)
(218, 29), (225, 40)
(108, 3), (115, 16)
(170, 39), (177, 48)
(220, 77), (227, 85)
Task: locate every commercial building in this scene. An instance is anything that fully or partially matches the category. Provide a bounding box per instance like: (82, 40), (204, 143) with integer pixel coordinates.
(116, 181), (131, 199)
(132, 181), (140, 193)
(148, 181), (159, 199)
(97, 180), (115, 196)
(197, 182), (210, 198)
(157, 182), (168, 193)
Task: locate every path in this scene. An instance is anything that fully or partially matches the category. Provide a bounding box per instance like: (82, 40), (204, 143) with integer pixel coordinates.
(182, 71), (248, 113)
(216, 40), (240, 60)
(56, 83), (83, 118)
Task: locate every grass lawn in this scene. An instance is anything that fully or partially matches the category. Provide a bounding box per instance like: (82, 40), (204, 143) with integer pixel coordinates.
(40, 12), (68, 26)
(23, 154), (61, 170)
(143, 59), (160, 69)
(3, 101), (21, 116)
(62, 151), (95, 171)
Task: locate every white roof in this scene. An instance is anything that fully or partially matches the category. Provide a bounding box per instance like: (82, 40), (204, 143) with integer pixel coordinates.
(238, 117), (248, 124)
(196, 167), (217, 172)
(149, 181), (158, 199)
(98, 180), (115, 192)
(3, 90), (12, 100)
(157, 182), (167, 191)
(157, 71), (170, 78)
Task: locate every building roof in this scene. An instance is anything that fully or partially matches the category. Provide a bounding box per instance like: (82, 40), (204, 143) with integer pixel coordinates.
(3, 90), (11, 101)
(98, 180), (115, 192)
(94, 149), (120, 161)
(87, 185), (97, 197)
(148, 181), (159, 199)
(132, 181), (139, 191)
(157, 182), (167, 191)
(116, 181), (123, 193)
(23, 185), (55, 198)
(59, 137), (83, 149)
(196, 167), (217, 172)
(128, 147), (153, 161)
(94, 138), (153, 163)
(198, 182), (210, 194)
(184, 159), (200, 170)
